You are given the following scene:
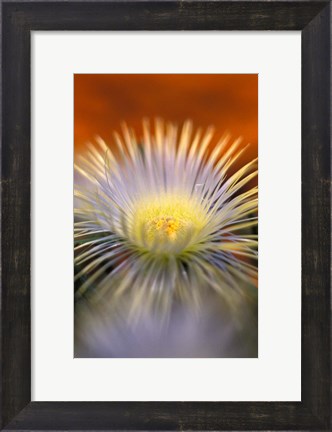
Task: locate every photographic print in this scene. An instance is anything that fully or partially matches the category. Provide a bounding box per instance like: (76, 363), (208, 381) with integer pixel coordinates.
(74, 74), (258, 358)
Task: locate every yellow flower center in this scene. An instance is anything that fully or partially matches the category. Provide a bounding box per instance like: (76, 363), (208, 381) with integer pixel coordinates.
(148, 216), (181, 241)
(130, 193), (207, 253)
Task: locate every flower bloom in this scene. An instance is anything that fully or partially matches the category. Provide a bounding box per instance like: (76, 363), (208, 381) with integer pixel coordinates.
(74, 119), (258, 318)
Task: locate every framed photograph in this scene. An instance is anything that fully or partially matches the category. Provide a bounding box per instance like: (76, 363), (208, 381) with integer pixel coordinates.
(1, 1), (330, 430)
(73, 73), (259, 360)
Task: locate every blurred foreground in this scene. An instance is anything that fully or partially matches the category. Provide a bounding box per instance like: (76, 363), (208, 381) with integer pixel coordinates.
(75, 286), (257, 358)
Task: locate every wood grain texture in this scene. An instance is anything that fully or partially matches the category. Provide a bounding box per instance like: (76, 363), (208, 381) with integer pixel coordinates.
(1, 2), (31, 429)
(2, 401), (329, 430)
(302, 3), (331, 427)
(3, 1), (328, 30)
(1, 1), (331, 430)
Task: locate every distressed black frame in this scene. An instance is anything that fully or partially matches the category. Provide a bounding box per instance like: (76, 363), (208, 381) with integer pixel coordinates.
(1, 1), (331, 430)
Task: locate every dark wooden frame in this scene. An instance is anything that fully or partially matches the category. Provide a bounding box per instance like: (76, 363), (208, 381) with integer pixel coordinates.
(1, 1), (330, 430)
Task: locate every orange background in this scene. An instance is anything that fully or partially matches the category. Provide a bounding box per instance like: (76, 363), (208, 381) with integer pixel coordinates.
(74, 74), (258, 163)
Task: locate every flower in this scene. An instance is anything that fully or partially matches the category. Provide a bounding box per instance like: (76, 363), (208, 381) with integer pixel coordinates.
(74, 119), (258, 319)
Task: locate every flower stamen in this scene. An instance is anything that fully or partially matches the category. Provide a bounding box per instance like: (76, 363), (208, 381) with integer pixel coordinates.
(149, 216), (181, 241)
(130, 193), (207, 253)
